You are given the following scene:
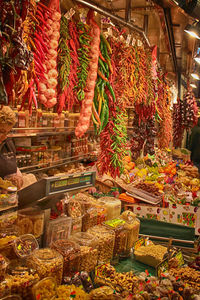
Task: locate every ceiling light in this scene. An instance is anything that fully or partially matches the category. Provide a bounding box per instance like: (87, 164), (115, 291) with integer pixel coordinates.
(184, 23), (200, 39)
(191, 73), (200, 80)
(190, 83), (197, 88)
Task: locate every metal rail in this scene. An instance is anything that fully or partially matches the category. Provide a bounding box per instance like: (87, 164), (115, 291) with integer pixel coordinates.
(74, 0), (151, 46)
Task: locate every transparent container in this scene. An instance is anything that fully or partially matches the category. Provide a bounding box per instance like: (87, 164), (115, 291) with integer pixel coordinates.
(6, 261), (39, 300)
(17, 208), (44, 238)
(0, 296), (22, 300)
(0, 255), (9, 281)
(71, 217), (82, 234)
(32, 277), (57, 300)
(120, 211), (140, 252)
(82, 207), (98, 232)
(13, 234), (39, 258)
(27, 248), (63, 285)
(103, 219), (128, 257)
(71, 232), (98, 248)
(99, 197), (121, 220)
(79, 246), (98, 272)
(0, 226), (18, 259)
(0, 280), (10, 299)
(0, 193), (18, 211)
(51, 240), (80, 276)
(45, 216), (72, 247)
(87, 225), (115, 264)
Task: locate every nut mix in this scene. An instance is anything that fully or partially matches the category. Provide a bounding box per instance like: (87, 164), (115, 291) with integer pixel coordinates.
(0, 254), (9, 281)
(169, 266), (200, 290)
(27, 248), (63, 285)
(56, 284), (88, 300)
(87, 225), (115, 264)
(134, 243), (167, 267)
(120, 211), (140, 252)
(82, 207), (98, 232)
(89, 286), (115, 300)
(51, 240), (80, 276)
(65, 199), (83, 218)
(79, 246), (98, 272)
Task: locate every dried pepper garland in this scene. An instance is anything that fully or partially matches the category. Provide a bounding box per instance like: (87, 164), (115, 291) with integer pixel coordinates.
(97, 36), (128, 178)
(157, 75), (173, 149)
(76, 22), (92, 101)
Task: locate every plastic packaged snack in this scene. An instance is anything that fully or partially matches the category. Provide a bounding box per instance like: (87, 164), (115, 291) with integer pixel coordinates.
(89, 286), (115, 300)
(99, 197), (121, 220)
(17, 208), (44, 238)
(45, 216), (72, 246)
(79, 271), (94, 293)
(13, 234), (39, 258)
(27, 248), (63, 285)
(103, 219), (128, 257)
(87, 225), (115, 264)
(32, 277), (57, 300)
(51, 240), (80, 276)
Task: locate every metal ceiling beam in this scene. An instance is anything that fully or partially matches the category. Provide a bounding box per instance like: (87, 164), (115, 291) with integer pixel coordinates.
(74, 0), (150, 46)
(163, 7), (178, 73)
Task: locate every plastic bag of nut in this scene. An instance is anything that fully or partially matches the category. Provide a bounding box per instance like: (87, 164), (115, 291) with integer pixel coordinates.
(51, 239), (81, 276)
(87, 225), (115, 264)
(27, 248), (63, 285)
(64, 197), (83, 218)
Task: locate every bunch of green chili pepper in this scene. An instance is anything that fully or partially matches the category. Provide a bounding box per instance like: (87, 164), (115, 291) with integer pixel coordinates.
(76, 22), (92, 101)
(58, 16), (71, 92)
(92, 34), (114, 134)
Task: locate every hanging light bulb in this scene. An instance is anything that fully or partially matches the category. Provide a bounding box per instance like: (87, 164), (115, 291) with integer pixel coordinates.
(184, 22), (200, 39)
(191, 73), (200, 80)
(190, 83), (197, 88)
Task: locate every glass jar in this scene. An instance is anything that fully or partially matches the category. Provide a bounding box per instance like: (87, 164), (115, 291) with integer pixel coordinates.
(1, 296), (22, 300)
(6, 261), (39, 300)
(17, 208), (44, 238)
(99, 197), (121, 220)
(51, 240), (80, 276)
(13, 234), (39, 259)
(120, 211), (140, 252)
(87, 225), (115, 264)
(32, 277), (57, 300)
(27, 248), (63, 285)
(82, 207), (98, 232)
(71, 217), (82, 234)
(79, 246), (98, 272)
(103, 219), (128, 257)
(0, 226), (18, 259)
(0, 254), (9, 281)
(71, 232), (97, 248)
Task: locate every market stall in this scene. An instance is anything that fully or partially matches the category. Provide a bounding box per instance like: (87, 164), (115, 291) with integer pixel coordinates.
(0, 0), (200, 299)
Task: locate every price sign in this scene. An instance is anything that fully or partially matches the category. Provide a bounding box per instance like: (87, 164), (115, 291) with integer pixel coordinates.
(46, 172), (96, 195)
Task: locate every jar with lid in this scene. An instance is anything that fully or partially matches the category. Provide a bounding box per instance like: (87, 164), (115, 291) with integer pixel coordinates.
(87, 225), (115, 264)
(36, 109), (43, 128)
(42, 112), (48, 127)
(82, 207), (98, 232)
(70, 232), (98, 272)
(0, 226), (18, 259)
(71, 217), (82, 234)
(32, 277), (57, 300)
(13, 234), (39, 259)
(0, 254), (9, 281)
(99, 197), (121, 220)
(6, 260), (39, 300)
(27, 248), (63, 285)
(51, 240), (80, 276)
(1, 296), (22, 300)
(103, 219), (128, 257)
(120, 211), (140, 252)
(17, 208), (44, 238)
